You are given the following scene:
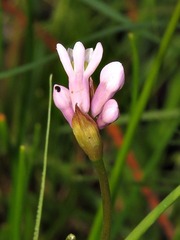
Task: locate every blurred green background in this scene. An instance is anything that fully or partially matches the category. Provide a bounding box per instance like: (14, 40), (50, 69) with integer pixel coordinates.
(0, 0), (180, 239)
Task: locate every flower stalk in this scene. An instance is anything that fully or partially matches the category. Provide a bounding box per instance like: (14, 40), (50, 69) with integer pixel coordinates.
(93, 159), (112, 240)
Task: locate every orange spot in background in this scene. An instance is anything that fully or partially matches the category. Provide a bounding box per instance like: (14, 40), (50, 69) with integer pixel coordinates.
(0, 113), (6, 122)
(2, 0), (58, 52)
(35, 23), (57, 52)
(2, 0), (26, 27)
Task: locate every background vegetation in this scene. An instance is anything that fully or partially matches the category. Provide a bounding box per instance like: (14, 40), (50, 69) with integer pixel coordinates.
(0, 0), (180, 239)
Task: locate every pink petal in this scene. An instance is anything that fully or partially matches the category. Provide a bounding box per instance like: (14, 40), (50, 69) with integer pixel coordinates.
(53, 84), (74, 126)
(69, 42), (90, 113)
(84, 42), (103, 78)
(91, 61), (124, 117)
(56, 43), (74, 77)
(69, 77), (90, 113)
(73, 42), (85, 78)
(97, 99), (119, 129)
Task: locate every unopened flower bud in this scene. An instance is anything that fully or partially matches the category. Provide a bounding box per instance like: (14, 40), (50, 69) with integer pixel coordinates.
(72, 105), (103, 161)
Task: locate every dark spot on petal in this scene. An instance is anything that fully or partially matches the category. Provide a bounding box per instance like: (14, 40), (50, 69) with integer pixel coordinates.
(71, 91), (74, 94)
(55, 86), (61, 92)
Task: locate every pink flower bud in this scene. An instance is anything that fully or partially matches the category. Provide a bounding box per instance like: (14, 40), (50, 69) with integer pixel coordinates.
(97, 99), (119, 129)
(91, 62), (124, 117)
(53, 85), (74, 126)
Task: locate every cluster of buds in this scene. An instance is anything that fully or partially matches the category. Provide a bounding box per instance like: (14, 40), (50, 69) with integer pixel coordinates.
(53, 42), (124, 161)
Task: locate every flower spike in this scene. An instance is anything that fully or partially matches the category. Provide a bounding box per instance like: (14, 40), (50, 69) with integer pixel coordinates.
(53, 41), (125, 240)
(54, 41), (124, 131)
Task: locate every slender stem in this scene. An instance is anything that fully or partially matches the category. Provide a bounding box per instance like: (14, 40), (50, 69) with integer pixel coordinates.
(0, 54), (56, 80)
(33, 75), (52, 240)
(128, 33), (140, 113)
(9, 145), (26, 240)
(93, 159), (112, 240)
(117, 108), (180, 125)
(125, 185), (180, 240)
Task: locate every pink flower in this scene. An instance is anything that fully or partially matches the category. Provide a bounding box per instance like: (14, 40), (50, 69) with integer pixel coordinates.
(53, 41), (124, 129)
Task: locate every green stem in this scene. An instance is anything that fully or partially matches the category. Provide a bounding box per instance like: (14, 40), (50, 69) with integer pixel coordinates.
(125, 185), (180, 240)
(128, 33), (140, 113)
(117, 108), (180, 125)
(9, 145), (26, 240)
(33, 75), (52, 240)
(0, 54), (56, 80)
(93, 159), (112, 240)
